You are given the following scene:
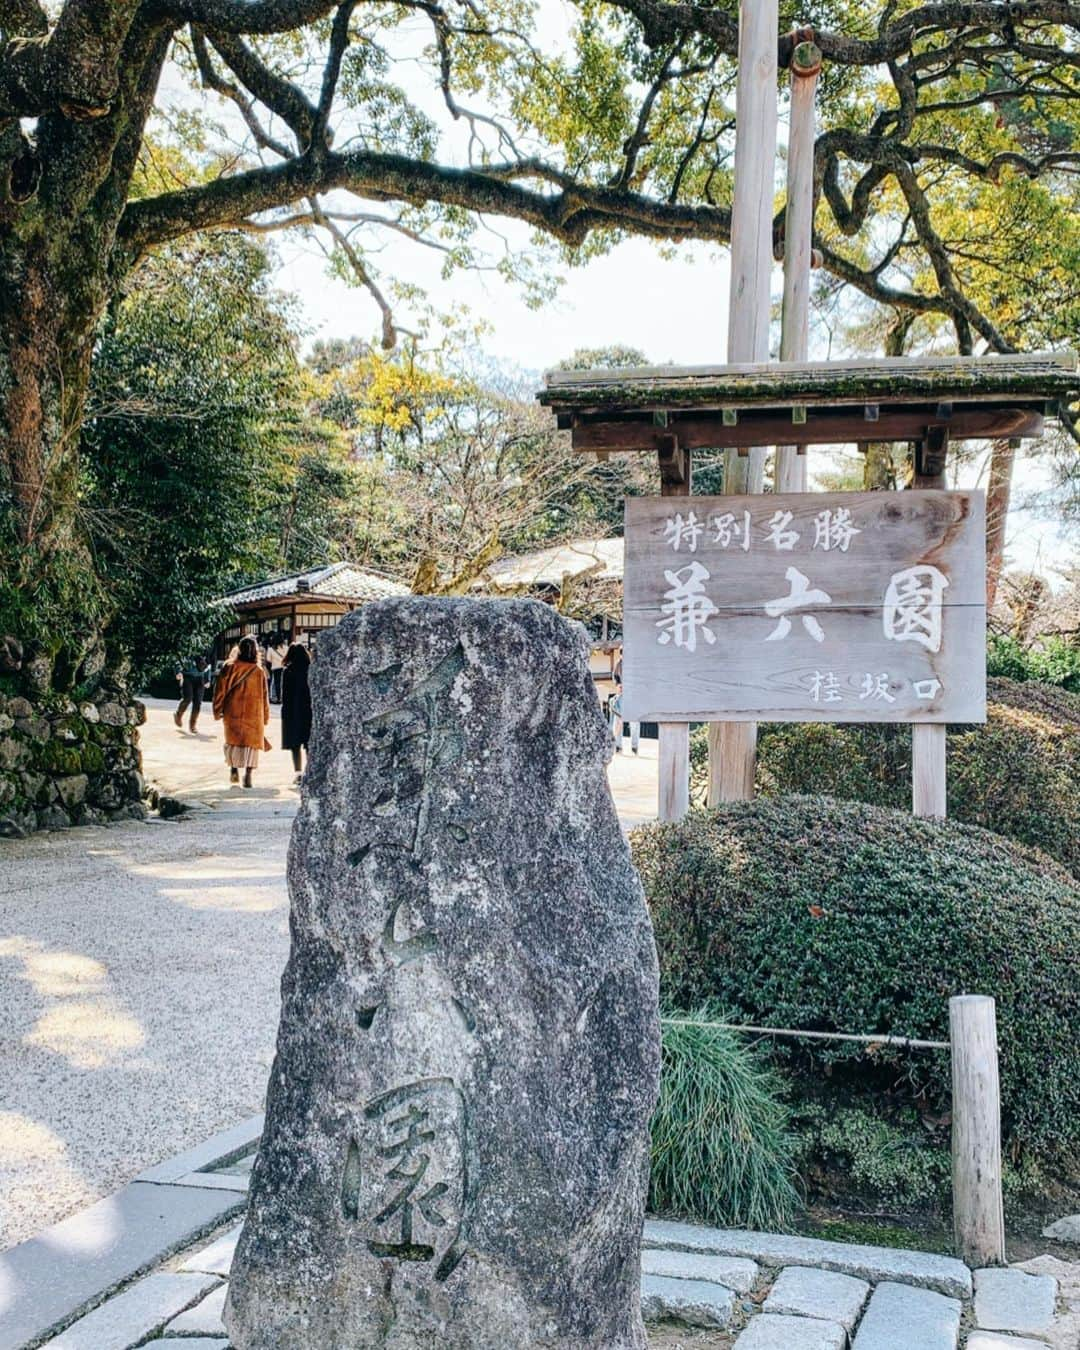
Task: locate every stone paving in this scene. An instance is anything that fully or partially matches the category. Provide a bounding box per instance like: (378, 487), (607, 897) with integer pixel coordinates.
(24, 1216), (1080, 1349)
(8, 1123), (1079, 1350)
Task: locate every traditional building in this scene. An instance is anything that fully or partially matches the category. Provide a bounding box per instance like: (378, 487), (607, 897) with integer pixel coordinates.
(215, 562), (409, 657)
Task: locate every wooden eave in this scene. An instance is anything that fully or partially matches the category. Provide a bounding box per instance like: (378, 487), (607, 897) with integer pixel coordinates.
(538, 351), (1079, 454)
(229, 592), (353, 613)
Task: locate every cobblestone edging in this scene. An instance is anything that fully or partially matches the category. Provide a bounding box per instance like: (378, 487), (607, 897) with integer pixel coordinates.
(0, 1117), (260, 1349)
(4, 1116), (1080, 1350)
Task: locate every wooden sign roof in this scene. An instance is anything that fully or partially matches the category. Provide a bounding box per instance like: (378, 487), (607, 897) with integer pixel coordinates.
(538, 351), (1079, 454)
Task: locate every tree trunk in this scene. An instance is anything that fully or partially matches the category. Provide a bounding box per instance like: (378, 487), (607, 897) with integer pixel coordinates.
(0, 242), (97, 551)
(985, 438), (1015, 611)
(862, 312), (913, 492)
(863, 442), (897, 490)
(1007, 573), (1045, 645)
(1, 19), (170, 557)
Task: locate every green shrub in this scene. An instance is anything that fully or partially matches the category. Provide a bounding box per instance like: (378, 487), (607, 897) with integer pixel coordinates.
(792, 1099), (1047, 1215)
(795, 1103), (951, 1210)
(757, 722), (908, 810)
(690, 680), (1080, 877)
(947, 689), (1080, 876)
(651, 1009), (799, 1230)
(632, 797), (1080, 1161)
(988, 634), (1080, 692)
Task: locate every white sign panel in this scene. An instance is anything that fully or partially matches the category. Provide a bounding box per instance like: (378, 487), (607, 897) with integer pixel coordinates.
(622, 491), (986, 723)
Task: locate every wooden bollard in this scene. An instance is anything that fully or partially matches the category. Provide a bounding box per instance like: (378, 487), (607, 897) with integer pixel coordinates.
(950, 995), (1006, 1267)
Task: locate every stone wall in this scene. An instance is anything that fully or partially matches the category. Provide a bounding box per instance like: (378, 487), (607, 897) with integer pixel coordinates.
(0, 690), (147, 837)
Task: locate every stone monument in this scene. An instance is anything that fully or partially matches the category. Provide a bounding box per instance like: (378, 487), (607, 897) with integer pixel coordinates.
(225, 597), (661, 1349)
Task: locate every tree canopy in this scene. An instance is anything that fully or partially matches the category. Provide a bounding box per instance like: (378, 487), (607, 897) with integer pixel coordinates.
(67, 236), (650, 683)
(4, 0), (1080, 358)
(81, 234), (300, 683)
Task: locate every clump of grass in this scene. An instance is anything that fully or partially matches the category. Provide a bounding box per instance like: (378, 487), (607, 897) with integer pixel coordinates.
(650, 1008), (800, 1231)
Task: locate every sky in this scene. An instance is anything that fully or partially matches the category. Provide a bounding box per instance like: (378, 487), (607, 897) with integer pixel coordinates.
(275, 228), (733, 371)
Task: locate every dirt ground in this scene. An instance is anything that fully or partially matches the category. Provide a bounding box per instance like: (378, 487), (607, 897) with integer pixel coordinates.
(648, 1328), (734, 1349)
(137, 694), (661, 827)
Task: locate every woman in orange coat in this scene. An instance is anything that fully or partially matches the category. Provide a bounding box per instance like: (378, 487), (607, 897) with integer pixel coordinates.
(212, 636), (270, 788)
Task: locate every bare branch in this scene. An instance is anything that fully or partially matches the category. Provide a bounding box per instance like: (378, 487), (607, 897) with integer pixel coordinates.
(207, 31), (317, 149)
(117, 147), (734, 255)
(192, 28), (291, 157)
(597, 0), (1080, 69)
(613, 47), (680, 190)
(916, 144), (1080, 182)
(308, 194), (396, 348)
(312, 0), (356, 147)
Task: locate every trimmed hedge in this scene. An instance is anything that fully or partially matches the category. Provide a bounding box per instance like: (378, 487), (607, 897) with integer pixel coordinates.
(689, 679), (1080, 877)
(632, 796), (1080, 1160)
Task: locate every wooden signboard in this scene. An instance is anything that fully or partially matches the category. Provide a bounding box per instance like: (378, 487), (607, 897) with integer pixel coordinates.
(623, 491), (986, 724)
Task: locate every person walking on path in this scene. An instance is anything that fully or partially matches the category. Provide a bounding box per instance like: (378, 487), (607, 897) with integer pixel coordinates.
(174, 653), (210, 733)
(280, 643), (312, 785)
(212, 637), (271, 788)
(265, 637), (286, 704)
(609, 656), (640, 754)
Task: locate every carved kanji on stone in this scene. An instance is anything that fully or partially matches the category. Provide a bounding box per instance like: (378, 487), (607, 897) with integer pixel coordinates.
(226, 598), (660, 1350)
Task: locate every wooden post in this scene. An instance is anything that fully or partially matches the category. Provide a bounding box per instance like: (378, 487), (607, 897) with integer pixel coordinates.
(913, 725), (947, 818)
(950, 995), (1006, 1267)
(912, 427), (949, 817)
(710, 0), (778, 806)
(985, 437), (1018, 609)
(776, 39), (821, 495)
(707, 722), (755, 804)
(725, 0), (779, 498)
(659, 722), (691, 822)
(658, 437), (691, 821)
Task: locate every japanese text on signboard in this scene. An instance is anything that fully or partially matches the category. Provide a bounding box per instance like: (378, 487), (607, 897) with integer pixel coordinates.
(622, 492), (986, 724)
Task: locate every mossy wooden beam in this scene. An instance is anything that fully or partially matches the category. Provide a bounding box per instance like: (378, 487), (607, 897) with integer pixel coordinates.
(569, 403), (1043, 453)
(540, 352), (1079, 414)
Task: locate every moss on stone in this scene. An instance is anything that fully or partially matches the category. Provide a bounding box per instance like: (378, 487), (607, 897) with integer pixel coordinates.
(35, 741), (83, 775)
(50, 715), (87, 743)
(80, 742), (105, 773)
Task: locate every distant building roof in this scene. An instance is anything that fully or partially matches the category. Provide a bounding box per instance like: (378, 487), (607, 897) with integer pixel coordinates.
(485, 538), (624, 591)
(220, 561), (409, 609)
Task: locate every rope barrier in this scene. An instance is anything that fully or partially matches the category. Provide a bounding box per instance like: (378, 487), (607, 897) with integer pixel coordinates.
(660, 1017), (949, 1051)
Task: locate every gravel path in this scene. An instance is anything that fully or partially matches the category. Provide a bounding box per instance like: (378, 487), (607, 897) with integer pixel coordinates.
(0, 802), (292, 1249)
(1, 698), (658, 1250)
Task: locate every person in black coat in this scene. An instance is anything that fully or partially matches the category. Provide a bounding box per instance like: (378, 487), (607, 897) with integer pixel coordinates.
(280, 643), (312, 783)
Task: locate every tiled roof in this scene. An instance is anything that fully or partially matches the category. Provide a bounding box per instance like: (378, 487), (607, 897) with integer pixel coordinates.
(484, 537), (624, 590)
(220, 561), (409, 608)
